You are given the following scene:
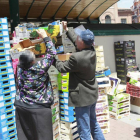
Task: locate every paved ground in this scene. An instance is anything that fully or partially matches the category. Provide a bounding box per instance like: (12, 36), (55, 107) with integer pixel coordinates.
(103, 113), (140, 140)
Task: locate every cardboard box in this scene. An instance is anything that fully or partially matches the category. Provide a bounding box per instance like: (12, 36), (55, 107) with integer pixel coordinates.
(57, 54), (71, 61)
(131, 97), (140, 114)
(10, 38), (47, 59)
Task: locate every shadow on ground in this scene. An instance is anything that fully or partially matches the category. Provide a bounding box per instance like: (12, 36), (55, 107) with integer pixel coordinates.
(134, 128), (140, 138)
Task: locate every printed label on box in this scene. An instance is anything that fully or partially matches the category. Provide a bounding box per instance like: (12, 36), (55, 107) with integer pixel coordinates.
(11, 86), (15, 91)
(6, 50), (10, 54)
(2, 19), (7, 23)
(10, 80), (15, 85)
(4, 37), (9, 42)
(9, 74), (14, 79)
(2, 127), (7, 133)
(8, 68), (13, 73)
(64, 93), (68, 97)
(7, 62), (12, 67)
(65, 111), (68, 115)
(65, 105), (68, 110)
(5, 44), (10, 48)
(1, 114), (5, 120)
(3, 31), (8, 36)
(65, 117), (69, 121)
(0, 96), (3, 101)
(12, 93), (16, 98)
(0, 102), (4, 107)
(2, 25), (8, 30)
(6, 56), (10, 60)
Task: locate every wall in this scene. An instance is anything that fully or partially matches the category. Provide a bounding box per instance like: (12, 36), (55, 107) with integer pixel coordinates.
(118, 15), (132, 24)
(95, 35), (140, 72)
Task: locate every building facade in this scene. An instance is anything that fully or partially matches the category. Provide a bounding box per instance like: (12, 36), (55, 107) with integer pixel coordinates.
(100, 3), (133, 24)
(131, 0), (140, 23)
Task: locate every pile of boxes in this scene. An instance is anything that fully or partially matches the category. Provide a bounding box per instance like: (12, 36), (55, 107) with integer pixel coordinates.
(57, 72), (79, 140)
(108, 93), (130, 119)
(48, 66), (60, 140)
(0, 17), (17, 140)
(95, 45), (105, 71)
(96, 88), (110, 134)
(114, 41), (137, 84)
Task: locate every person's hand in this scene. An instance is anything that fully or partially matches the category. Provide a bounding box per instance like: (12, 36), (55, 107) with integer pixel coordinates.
(62, 21), (68, 31)
(36, 29), (48, 38)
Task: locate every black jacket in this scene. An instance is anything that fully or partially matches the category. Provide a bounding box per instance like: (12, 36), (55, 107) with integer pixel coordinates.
(56, 30), (98, 107)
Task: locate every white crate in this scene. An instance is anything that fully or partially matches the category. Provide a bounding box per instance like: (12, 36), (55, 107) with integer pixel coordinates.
(109, 111), (130, 120)
(99, 121), (110, 128)
(97, 114), (109, 121)
(60, 132), (79, 140)
(96, 101), (108, 110)
(97, 95), (108, 102)
(96, 108), (109, 115)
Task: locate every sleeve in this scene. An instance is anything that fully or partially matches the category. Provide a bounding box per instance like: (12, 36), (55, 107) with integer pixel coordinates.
(66, 29), (77, 47)
(55, 55), (78, 73)
(36, 37), (57, 72)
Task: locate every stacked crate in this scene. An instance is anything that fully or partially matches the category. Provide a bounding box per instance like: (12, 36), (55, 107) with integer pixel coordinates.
(48, 66), (60, 140)
(114, 41), (137, 84)
(95, 45), (105, 71)
(57, 73), (80, 140)
(96, 88), (110, 134)
(108, 93), (130, 119)
(0, 17), (17, 140)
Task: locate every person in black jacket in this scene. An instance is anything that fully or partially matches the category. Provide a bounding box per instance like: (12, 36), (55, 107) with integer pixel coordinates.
(55, 22), (105, 140)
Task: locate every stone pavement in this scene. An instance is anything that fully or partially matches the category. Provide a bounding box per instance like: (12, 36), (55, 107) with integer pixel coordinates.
(103, 118), (140, 140)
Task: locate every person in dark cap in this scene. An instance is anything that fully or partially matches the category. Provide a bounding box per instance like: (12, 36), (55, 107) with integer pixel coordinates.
(55, 22), (105, 140)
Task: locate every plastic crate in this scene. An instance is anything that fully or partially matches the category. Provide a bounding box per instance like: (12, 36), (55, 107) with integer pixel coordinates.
(61, 109), (75, 116)
(5, 134), (17, 140)
(60, 103), (74, 111)
(0, 55), (11, 62)
(61, 115), (76, 123)
(0, 85), (16, 94)
(0, 104), (15, 115)
(0, 128), (16, 140)
(0, 36), (9, 43)
(0, 24), (8, 30)
(0, 110), (15, 122)
(59, 92), (69, 98)
(60, 97), (68, 104)
(0, 61), (12, 69)
(0, 67), (14, 75)
(0, 98), (15, 108)
(0, 123), (16, 134)
(0, 18), (8, 24)
(0, 116), (15, 128)
(0, 30), (9, 37)
(0, 73), (14, 82)
(0, 91), (16, 102)
(0, 79), (15, 88)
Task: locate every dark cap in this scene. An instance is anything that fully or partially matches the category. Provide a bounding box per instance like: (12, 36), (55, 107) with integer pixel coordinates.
(75, 29), (94, 46)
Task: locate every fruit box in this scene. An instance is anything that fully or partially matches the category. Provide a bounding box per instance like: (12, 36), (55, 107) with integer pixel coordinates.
(10, 38), (47, 59)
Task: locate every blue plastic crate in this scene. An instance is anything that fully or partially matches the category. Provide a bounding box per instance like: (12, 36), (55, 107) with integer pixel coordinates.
(0, 67), (14, 75)
(0, 91), (16, 102)
(0, 110), (15, 122)
(0, 48), (10, 55)
(61, 115), (76, 122)
(0, 18), (8, 24)
(0, 36), (9, 42)
(0, 24), (8, 30)
(0, 61), (12, 69)
(0, 116), (15, 128)
(0, 105), (15, 115)
(60, 103), (74, 111)
(60, 97), (68, 104)
(0, 85), (16, 94)
(0, 73), (15, 82)
(0, 55), (11, 62)
(59, 92), (69, 98)
(105, 69), (111, 76)
(0, 98), (15, 108)
(0, 79), (15, 88)
(0, 123), (16, 134)
(5, 134), (18, 140)
(0, 42), (10, 50)
(0, 128), (17, 140)
(0, 30), (9, 37)
(61, 109), (75, 116)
